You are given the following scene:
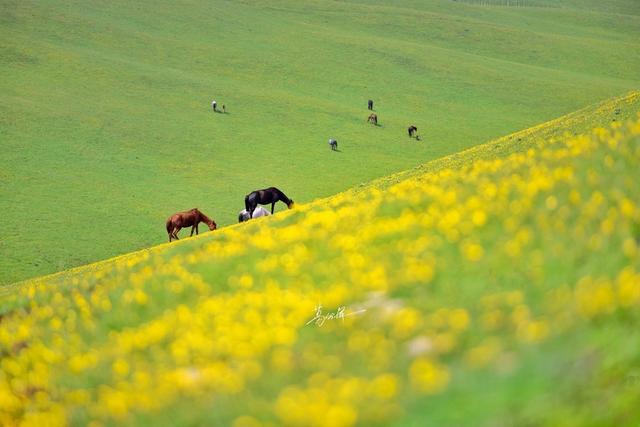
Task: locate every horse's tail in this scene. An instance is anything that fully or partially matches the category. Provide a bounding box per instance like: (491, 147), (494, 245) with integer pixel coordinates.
(166, 218), (174, 241)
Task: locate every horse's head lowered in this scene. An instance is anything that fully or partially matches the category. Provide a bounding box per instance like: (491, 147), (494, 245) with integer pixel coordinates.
(207, 220), (218, 231)
(287, 200), (295, 209)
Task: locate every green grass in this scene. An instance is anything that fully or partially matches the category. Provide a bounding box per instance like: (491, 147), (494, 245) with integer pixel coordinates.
(1, 0), (639, 284)
(3, 90), (637, 297)
(1, 101), (639, 426)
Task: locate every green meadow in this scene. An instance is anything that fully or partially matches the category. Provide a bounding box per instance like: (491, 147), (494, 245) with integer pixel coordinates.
(1, 95), (639, 426)
(1, 0), (639, 284)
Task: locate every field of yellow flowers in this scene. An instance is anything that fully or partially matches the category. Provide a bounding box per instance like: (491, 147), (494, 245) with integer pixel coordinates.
(1, 96), (640, 426)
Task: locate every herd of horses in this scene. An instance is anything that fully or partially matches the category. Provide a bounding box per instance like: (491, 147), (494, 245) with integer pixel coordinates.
(166, 99), (418, 242)
(166, 187), (294, 242)
(365, 99), (419, 140)
(331, 100), (420, 151)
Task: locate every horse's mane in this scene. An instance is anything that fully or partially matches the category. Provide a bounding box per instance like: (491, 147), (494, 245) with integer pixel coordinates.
(197, 210), (215, 225)
(270, 187), (290, 203)
(190, 208), (205, 219)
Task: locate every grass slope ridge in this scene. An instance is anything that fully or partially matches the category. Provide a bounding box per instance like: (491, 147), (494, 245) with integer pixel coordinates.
(2, 0), (640, 285)
(4, 90), (638, 293)
(1, 107), (639, 426)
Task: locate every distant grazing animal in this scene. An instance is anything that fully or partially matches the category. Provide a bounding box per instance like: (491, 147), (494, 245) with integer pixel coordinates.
(408, 125), (418, 138)
(367, 113), (378, 125)
(368, 99), (374, 110)
(166, 208), (217, 242)
(245, 187), (294, 218)
(329, 138), (338, 151)
(211, 100), (217, 112)
(222, 104), (226, 113)
(238, 206), (271, 222)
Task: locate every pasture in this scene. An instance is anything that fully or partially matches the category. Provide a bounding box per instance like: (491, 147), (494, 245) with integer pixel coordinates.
(2, 0), (640, 284)
(1, 97), (639, 425)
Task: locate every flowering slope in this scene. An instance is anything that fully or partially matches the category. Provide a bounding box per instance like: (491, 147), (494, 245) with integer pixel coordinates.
(1, 103), (640, 426)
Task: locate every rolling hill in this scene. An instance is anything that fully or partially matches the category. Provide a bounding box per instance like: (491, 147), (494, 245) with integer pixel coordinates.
(1, 92), (639, 426)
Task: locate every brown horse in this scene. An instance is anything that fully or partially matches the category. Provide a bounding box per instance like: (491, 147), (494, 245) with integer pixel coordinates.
(166, 208), (217, 242)
(367, 113), (378, 125)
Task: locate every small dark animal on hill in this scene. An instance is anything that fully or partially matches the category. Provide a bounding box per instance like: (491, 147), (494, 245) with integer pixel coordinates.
(368, 99), (374, 110)
(166, 208), (217, 242)
(367, 113), (378, 125)
(329, 139), (338, 151)
(245, 187), (294, 218)
(222, 104), (226, 113)
(408, 125), (418, 138)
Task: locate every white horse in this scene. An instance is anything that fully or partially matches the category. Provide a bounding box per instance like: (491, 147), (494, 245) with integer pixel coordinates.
(238, 206), (271, 222)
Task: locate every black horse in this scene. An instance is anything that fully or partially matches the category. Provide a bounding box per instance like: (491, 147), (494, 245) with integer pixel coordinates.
(408, 125), (418, 138)
(245, 187), (294, 218)
(368, 99), (374, 110)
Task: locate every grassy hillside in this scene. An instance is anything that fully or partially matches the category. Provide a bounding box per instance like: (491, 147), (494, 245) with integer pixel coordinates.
(3, 90), (638, 296)
(1, 104), (639, 426)
(1, 0), (639, 284)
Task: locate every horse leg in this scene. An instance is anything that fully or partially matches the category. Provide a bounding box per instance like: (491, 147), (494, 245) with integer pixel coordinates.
(173, 227), (181, 240)
(195, 224), (199, 235)
(245, 196), (255, 219)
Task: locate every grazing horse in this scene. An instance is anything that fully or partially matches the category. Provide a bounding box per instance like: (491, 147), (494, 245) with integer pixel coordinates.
(245, 187), (294, 218)
(368, 99), (374, 110)
(329, 138), (338, 151)
(238, 206), (271, 222)
(367, 113), (378, 125)
(166, 208), (217, 242)
(408, 125), (418, 138)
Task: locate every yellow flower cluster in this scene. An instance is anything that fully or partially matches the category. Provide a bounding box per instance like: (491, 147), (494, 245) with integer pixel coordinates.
(1, 115), (639, 426)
